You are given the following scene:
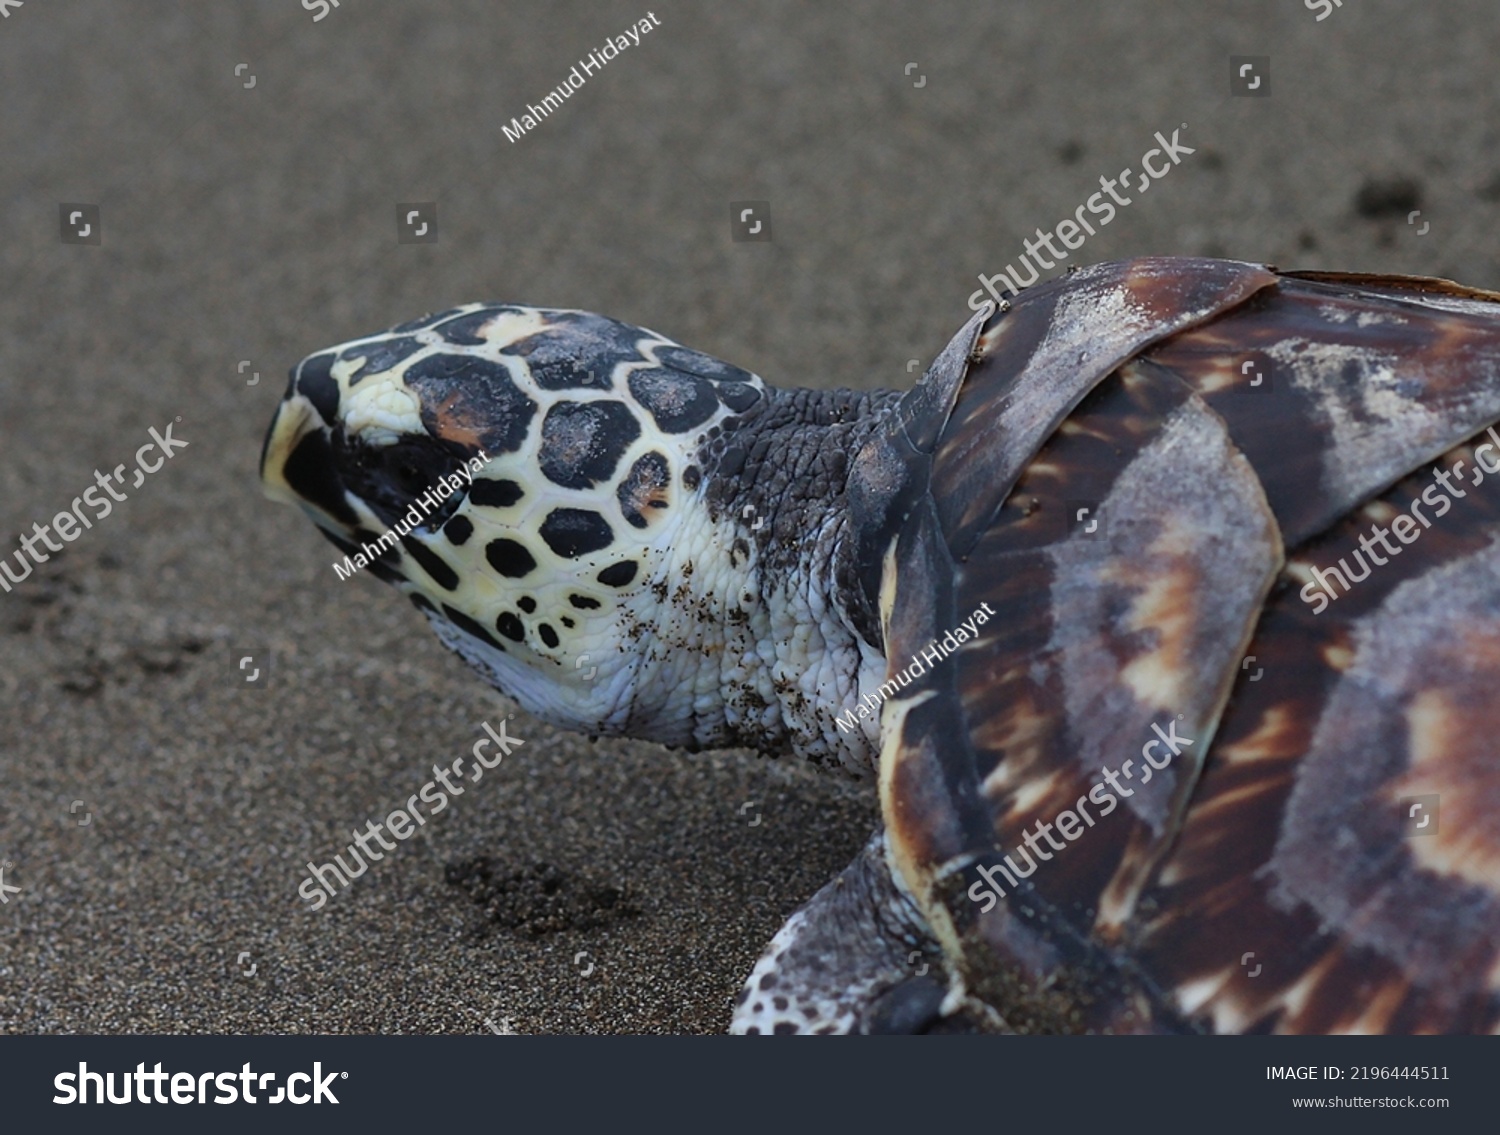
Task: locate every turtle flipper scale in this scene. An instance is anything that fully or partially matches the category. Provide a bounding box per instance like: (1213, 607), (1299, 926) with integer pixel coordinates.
(730, 831), (967, 1034)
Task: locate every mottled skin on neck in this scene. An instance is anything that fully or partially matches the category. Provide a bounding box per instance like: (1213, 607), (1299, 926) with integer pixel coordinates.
(637, 385), (903, 774)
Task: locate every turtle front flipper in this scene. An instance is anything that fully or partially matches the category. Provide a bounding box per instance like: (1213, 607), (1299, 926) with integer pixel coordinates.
(730, 831), (990, 1034)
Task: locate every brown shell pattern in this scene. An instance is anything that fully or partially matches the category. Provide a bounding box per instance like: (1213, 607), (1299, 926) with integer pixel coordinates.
(879, 258), (1500, 1033)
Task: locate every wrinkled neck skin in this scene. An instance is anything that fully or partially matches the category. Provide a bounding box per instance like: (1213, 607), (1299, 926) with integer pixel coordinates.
(617, 385), (901, 776)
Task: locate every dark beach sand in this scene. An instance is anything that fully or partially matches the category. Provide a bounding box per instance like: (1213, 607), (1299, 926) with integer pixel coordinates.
(2, 0), (1496, 1033)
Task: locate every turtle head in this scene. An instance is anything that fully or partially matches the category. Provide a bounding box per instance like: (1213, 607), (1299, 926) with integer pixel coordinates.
(260, 303), (774, 742)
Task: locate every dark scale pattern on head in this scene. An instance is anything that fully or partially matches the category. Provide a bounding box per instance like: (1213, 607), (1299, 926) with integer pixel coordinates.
(517, 596), (536, 613)
(616, 451), (672, 529)
(409, 593), (437, 614)
(469, 478), (524, 508)
(485, 537), (537, 578)
(340, 336), (425, 386)
(331, 431), (470, 533)
(275, 368), (299, 409)
(539, 508), (615, 559)
(540, 400), (641, 489)
(433, 308), (506, 346)
(296, 353), (341, 424)
(561, 617), (575, 628)
(628, 368), (721, 433)
(504, 311), (647, 391)
(404, 353), (536, 455)
(717, 382), (761, 413)
(443, 514), (474, 545)
(445, 603), (506, 652)
(496, 612), (526, 642)
(597, 561), (637, 587)
(285, 432), (359, 526)
(653, 344), (759, 385)
(400, 535), (460, 591)
(392, 307), (468, 334)
(538, 623), (559, 649)
(569, 594), (601, 610)
(682, 465), (701, 491)
(326, 529), (404, 584)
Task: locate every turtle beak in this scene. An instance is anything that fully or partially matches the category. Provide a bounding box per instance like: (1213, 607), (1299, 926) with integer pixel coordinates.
(260, 395), (314, 505)
(260, 393), (360, 529)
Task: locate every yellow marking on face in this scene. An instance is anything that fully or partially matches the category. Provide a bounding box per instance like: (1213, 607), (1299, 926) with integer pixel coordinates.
(342, 368), (425, 440)
(470, 308), (552, 349)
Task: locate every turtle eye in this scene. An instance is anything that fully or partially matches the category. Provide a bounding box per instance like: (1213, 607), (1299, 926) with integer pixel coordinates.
(374, 439), (456, 500)
(391, 458), (430, 496)
(335, 433), (468, 528)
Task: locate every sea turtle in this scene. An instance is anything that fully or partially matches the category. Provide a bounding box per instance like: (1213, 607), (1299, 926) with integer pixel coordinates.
(260, 257), (1500, 1034)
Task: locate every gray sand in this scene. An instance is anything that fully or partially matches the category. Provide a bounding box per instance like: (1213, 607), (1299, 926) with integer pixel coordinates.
(2, 0), (1497, 1034)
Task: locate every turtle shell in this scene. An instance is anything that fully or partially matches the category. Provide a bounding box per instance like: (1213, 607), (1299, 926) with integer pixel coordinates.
(863, 257), (1500, 1033)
